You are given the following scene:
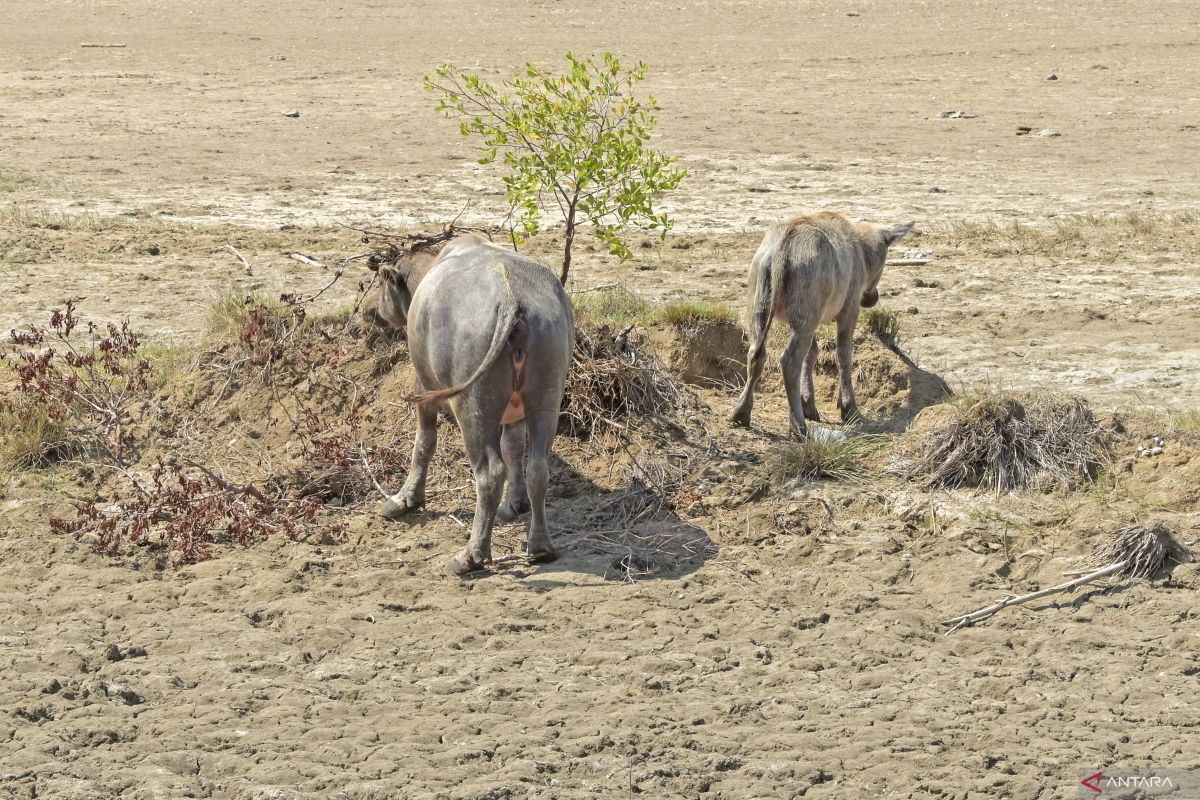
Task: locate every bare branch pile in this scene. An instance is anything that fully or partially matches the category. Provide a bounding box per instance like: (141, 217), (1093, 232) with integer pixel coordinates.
(901, 393), (1112, 492)
(560, 325), (694, 439)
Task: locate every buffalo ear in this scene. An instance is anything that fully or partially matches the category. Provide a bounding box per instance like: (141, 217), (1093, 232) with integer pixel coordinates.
(884, 221), (916, 245)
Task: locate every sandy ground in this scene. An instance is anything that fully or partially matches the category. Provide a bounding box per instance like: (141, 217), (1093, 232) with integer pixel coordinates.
(2, 1), (1200, 798)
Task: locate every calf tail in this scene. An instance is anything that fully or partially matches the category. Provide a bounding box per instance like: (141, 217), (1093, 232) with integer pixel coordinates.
(404, 302), (523, 405)
(746, 232), (787, 355)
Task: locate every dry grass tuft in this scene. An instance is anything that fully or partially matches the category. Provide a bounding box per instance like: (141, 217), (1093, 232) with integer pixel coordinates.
(1094, 522), (1193, 579)
(900, 391), (1112, 492)
(561, 326), (694, 439)
(0, 404), (72, 468)
(768, 432), (883, 484)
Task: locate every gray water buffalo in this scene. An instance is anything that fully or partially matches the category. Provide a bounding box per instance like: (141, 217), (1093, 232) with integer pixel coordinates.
(366, 234), (574, 575)
(729, 211), (915, 437)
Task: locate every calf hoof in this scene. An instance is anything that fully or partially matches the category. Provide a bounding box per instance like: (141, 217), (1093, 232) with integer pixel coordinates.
(840, 405), (862, 425)
(526, 545), (558, 564)
(496, 498), (531, 524)
(729, 408), (752, 428)
(788, 422), (809, 440)
(380, 493), (422, 520)
(802, 405), (822, 422)
(447, 548), (491, 576)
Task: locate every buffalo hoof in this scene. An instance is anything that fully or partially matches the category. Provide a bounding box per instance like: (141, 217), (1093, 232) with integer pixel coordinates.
(447, 548), (491, 577)
(729, 409), (752, 428)
(496, 498), (531, 524)
(380, 494), (422, 520)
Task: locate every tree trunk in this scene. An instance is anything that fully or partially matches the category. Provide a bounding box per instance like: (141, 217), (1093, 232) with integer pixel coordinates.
(559, 201), (577, 285)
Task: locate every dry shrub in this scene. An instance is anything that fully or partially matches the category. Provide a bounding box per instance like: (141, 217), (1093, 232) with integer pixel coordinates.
(0, 300), (153, 467)
(51, 457), (344, 568)
(901, 392), (1112, 491)
(288, 408), (409, 502)
(560, 325), (694, 438)
(1094, 521), (1193, 579)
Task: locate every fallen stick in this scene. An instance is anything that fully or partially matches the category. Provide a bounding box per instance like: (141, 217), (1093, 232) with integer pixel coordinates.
(81, 43), (127, 48)
(224, 245), (253, 275)
(286, 252), (325, 268)
(944, 562), (1125, 634)
(886, 258), (931, 266)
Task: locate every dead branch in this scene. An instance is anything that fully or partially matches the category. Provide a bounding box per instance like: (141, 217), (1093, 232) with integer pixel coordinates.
(944, 522), (1192, 634)
(224, 245), (253, 276)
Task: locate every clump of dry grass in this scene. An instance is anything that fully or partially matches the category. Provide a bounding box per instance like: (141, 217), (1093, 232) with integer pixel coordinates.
(1094, 522), (1192, 579)
(901, 391), (1112, 492)
(768, 432), (883, 484)
(560, 326), (694, 439)
(0, 404), (71, 468)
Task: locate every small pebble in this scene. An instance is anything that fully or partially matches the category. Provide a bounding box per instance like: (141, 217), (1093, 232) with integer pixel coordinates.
(269, 55), (287, 62)
(1037, 129), (1062, 138)
(282, 110), (300, 118)
(1149, 447), (1163, 456)
(1046, 73), (1058, 81)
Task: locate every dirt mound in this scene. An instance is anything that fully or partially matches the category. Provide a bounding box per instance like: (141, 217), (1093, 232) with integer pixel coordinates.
(649, 319), (746, 387)
(813, 333), (951, 429)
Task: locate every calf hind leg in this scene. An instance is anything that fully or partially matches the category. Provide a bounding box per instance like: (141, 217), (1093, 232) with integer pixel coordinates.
(730, 340), (768, 427)
(800, 336), (821, 422)
(835, 312), (861, 423)
(780, 328), (819, 439)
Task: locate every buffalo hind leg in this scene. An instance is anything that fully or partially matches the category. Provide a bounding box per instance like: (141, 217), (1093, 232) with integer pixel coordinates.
(836, 311), (861, 423)
(448, 427), (506, 576)
(800, 336), (821, 422)
(496, 420), (530, 523)
(381, 403), (437, 519)
(523, 403), (559, 563)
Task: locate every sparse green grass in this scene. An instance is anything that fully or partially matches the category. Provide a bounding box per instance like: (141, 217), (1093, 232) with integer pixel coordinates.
(859, 306), (901, 349)
(571, 287), (738, 331)
(571, 286), (651, 329)
(207, 287), (291, 338)
(0, 204), (105, 231)
(0, 169), (39, 194)
(1172, 410), (1200, 435)
(929, 211), (1200, 259)
(140, 344), (190, 390)
(767, 432), (884, 484)
(654, 300), (738, 326)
